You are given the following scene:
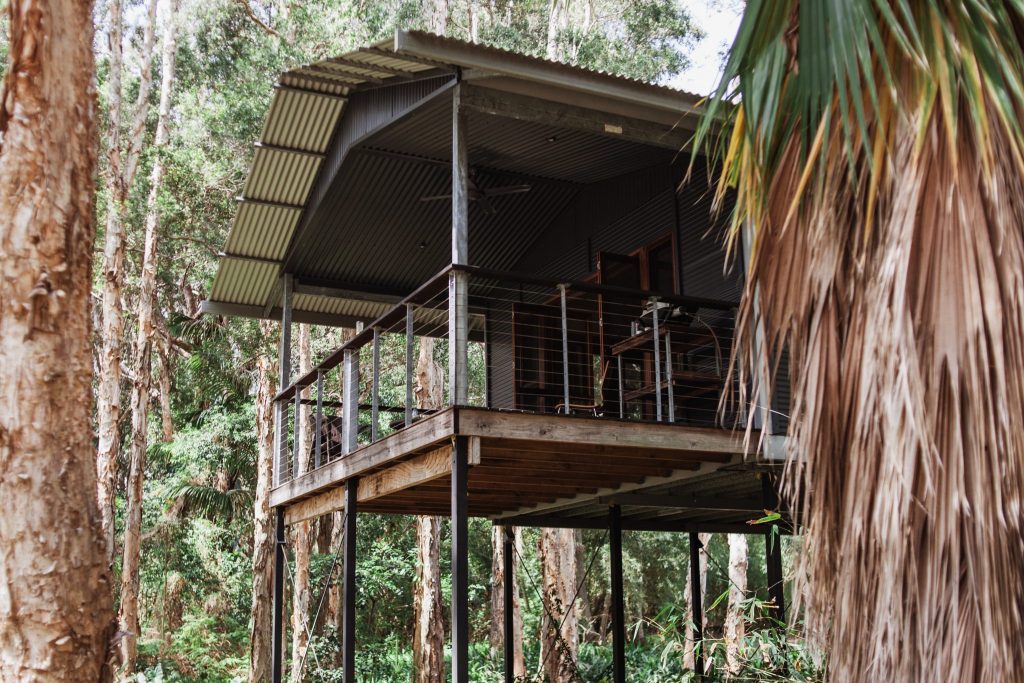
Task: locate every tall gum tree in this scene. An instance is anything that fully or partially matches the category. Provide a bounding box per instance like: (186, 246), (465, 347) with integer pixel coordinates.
(119, 0), (179, 671)
(96, 0), (160, 560)
(0, 0), (115, 678)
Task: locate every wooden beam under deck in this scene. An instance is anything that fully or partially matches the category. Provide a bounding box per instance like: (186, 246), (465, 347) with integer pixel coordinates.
(273, 407), (753, 525)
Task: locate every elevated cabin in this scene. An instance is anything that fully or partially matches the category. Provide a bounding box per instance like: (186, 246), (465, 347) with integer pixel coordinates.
(204, 31), (789, 683)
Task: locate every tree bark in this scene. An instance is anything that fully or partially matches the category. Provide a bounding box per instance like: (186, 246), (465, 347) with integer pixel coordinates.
(96, 0), (160, 564)
(490, 525), (525, 677)
(539, 527), (578, 683)
(683, 532), (710, 672)
(426, 0), (447, 34)
(545, 0), (568, 61)
(156, 334), (174, 442)
(0, 0), (115, 678)
(290, 324), (315, 682)
(724, 534), (748, 678)
(118, 2), (178, 671)
(413, 337), (445, 682)
(248, 321), (277, 683)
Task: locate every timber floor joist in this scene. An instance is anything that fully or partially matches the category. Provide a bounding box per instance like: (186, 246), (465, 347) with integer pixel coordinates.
(275, 407), (768, 529)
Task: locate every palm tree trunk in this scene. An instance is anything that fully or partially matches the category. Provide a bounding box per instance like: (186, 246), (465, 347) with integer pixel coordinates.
(538, 527), (578, 683)
(413, 338), (445, 682)
(290, 324), (315, 682)
(724, 534), (748, 678)
(118, 2), (178, 670)
(96, 0), (159, 563)
(0, 0), (113, 676)
(248, 321), (278, 683)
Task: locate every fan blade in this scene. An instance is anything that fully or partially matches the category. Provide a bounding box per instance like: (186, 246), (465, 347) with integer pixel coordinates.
(482, 184), (532, 197)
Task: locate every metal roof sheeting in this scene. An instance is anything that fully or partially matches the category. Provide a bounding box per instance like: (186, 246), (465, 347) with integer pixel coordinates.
(206, 31), (703, 324)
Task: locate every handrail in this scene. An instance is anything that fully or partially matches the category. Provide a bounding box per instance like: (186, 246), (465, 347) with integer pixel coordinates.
(273, 262), (738, 403)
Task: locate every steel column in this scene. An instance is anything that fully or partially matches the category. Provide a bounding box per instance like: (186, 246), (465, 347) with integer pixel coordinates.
(449, 84), (469, 406)
(503, 525), (515, 683)
(763, 476), (786, 624)
(406, 304), (414, 427)
(609, 505), (626, 683)
(371, 327), (381, 441)
(342, 348), (359, 455)
(651, 297), (662, 421)
(314, 370), (323, 467)
(617, 355), (625, 419)
(275, 275), (293, 485)
(271, 507), (286, 683)
(452, 436), (470, 683)
(343, 479), (358, 683)
(665, 332), (675, 423)
(689, 532), (705, 681)
(559, 284), (571, 413)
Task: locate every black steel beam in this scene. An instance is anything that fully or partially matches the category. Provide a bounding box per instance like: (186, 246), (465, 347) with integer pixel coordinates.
(452, 436), (470, 683)
(609, 505), (626, 683)
(689, 532), (705, 681)
(503, 525), (515, 683)
(271, 507), (286, 683)
(343, 479), (358, 683)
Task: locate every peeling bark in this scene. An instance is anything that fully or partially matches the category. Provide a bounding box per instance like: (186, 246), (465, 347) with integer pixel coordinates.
(539, 527), (578, 683)
(490, 525), (525, 678)
(248, 321), (277, 683)
(413, 338), (445, 682)
(290, 324), (315, 682)
(96, 0), (160, 562)
(118, 2), (178, 672)
(0, 0), (115, 677)
(724, 534), (748, 678)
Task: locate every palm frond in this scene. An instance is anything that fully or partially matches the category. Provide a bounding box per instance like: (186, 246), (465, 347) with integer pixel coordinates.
(697, 1), (1024, 680)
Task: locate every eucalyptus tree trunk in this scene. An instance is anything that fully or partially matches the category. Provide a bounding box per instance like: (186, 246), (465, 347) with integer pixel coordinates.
(724, 534), (748, 678)
(538, 527), (578, 683)
(427, 0), (448, 34)
(545, 0), (568, 61)
(490, 526), (525, 677)
(683, 532), (710, 672)
(156, 335), (174, 441)
(290, 324), (315, 682)
(96, 0), (159, 563)
(0, 0), (114, 677)
(249, 321), (278, 683)
(119, 2), (178, 671)
(413, 338), (445, 682)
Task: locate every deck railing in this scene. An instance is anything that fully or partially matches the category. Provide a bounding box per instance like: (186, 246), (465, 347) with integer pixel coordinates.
(272, 264), (738, 485)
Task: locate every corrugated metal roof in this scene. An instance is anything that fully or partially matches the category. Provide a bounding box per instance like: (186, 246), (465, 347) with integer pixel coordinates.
(205, 31), (704, 324)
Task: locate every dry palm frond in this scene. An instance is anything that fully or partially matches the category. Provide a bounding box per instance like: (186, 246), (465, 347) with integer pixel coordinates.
(695, 1), (1024, 680)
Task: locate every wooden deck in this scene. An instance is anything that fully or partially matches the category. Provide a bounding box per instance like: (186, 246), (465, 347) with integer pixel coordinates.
(272, 408), (763, 528)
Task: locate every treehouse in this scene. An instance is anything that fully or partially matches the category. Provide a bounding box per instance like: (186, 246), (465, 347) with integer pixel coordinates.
(203, 31), (790, 683)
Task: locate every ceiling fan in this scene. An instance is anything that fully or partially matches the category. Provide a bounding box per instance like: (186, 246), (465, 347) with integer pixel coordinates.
(419, 168), (530, 215)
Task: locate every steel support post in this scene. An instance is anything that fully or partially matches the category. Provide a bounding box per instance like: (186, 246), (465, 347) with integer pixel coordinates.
(342, 348), (359, 455)
(406, 304), (414, 428)
(503, 525), (515, 683)
(271, 507), (286, 683)
(275, 274), (293, 485)
(763, 475), (786, 624)
(651, 297), (662, 421)
(452, 436), (470, 683)
(371, 327), (380, 441)
(450, 84), (469, 406)
(689, 532), (705, 681)
(559, 285), (571, 413)
(665, 331), (675, 423)
(343, 478), (358, 683)
(610, 505), (626, 683)
(314, 370), (323, 467)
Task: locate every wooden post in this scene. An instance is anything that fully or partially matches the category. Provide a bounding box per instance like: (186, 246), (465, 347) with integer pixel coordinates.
(449, 84), (469, 406)
(452, 436), (470, 683)
(342, 348), (359, 455)
(343, 478), (358, 683)
(271, 507), (286, 683)
(689, 532), (705, 680)
(503, 525), (515, 683)
(609, 505), (626, 683)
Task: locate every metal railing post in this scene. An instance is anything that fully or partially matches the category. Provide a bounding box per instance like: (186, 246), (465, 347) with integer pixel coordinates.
(406, 304), (414, 428)
(371, 327), (380, 441)
(342, 348), (359, 455)
(559, 284), (571, 414)
(314, 370), (323, 468)
(617, 356), (625, 419)
(449, 270), (469, 406)
(651, 297), (662, 422)
(665, 331), (675, 423)
(293, 389), (301, 475)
